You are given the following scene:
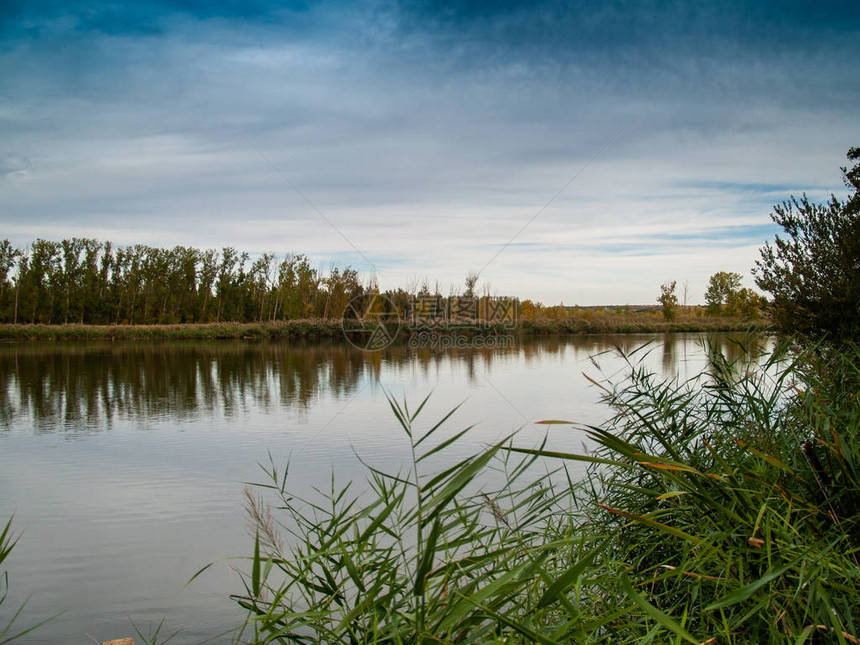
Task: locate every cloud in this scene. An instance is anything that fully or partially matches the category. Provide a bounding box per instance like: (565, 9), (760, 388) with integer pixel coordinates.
(1, 0), (858, 303)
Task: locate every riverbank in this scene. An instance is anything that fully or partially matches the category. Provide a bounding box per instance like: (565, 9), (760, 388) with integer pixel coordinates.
(519, 316), (764, 334)
(0, 317), (764, 341)
(0, 320), (343, 340)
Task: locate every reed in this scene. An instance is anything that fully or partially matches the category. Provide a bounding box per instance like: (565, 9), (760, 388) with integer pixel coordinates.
(519, 316), (764, 335)
(542, 338), (860, 642)
(0, 317), (760, 341)
(0, 320), (346, 341)
(235, 336), (860, 643)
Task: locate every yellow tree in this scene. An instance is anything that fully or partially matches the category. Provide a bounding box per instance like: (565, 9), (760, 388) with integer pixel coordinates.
(658, 281), (678, 321)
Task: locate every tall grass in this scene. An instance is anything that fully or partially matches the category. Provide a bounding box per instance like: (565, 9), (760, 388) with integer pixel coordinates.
(0, 320), (348, 341)
(235, 337), (860, 643)
(0, 316), (759, 341)
(233, 397), (602, 643)
(558, 339), (860, 642)
(520, 317), (764, 335)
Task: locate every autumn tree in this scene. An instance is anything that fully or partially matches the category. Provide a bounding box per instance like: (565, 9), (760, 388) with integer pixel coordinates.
(323, 266), (362, 320)
(705, 271), (743, 316)
(728, 287), (766, 320)
(657, 281), (678, 321)
(519, 299), (539, 321)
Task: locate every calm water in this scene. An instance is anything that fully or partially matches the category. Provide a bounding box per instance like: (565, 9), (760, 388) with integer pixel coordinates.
(0, 333), (763, 644)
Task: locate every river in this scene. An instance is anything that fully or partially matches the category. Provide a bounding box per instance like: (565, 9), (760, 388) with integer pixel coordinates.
(0, 333), (765, 644)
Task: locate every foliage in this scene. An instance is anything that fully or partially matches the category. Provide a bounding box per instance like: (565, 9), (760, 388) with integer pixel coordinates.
(657, 281), (678, 321)
(704, 272), (764, 320)
(0, 239), (362, 325)
(0, 239), (525, 330)
(0, 237), (763, 330)
(705, 271), (742, 315)
(728, 286), (766, 320)
(236, 336), (860, 643)
(130, 618), (181, 645)
(754, 146), (860, 342)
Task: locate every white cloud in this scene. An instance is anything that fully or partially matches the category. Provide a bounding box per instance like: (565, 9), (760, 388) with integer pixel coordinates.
(1, 2), (857, 303)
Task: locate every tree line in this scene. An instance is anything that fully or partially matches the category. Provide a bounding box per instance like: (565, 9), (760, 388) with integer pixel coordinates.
(0, 239), (375, 325)
(0, 236), (769, 327)
(13, 140), (856, 331)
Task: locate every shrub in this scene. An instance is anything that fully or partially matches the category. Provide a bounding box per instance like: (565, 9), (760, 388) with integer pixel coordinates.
(754, 146), (860, 342)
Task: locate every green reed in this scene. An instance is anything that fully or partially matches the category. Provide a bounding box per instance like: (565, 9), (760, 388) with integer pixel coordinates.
(235, 336), (860, 643)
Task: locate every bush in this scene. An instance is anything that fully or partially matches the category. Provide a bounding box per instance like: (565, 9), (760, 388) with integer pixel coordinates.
(755, 146), (860, 342)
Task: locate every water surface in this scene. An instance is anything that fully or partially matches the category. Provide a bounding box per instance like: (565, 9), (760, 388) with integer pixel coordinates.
(0, 333), (762, 643)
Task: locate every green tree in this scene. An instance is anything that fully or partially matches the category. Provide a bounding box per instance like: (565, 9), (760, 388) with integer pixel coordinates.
(0, 240), (21, 322)
(705, 271), (743, 316)
(168, 246), (200, 323)
(754, 146), (860, 341)
(25, 239), (61, 323)
(216, 247), (245, 322)
(12, 252), (29, 324)
(197, 249), (219, 322)
(75, 239), (101, 323)
(657, 281), (678, 321)
(322, 266), (362, 320)
(59, 238), (85, 324)
(248, 253), (275, 321)
(123, 245), (146, 324)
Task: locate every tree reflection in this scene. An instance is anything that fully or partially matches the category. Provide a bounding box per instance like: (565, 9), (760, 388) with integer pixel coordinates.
(0, 333), (771, 432)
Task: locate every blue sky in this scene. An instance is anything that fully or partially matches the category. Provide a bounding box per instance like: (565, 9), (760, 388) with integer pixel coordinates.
(1, 0), (857, 304)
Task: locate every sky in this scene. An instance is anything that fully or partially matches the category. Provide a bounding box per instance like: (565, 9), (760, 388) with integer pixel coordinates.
(1, 0), (858, 305)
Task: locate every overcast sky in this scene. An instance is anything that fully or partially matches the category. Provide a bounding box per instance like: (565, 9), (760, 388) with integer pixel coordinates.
(1, 0), (858, 304)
